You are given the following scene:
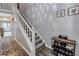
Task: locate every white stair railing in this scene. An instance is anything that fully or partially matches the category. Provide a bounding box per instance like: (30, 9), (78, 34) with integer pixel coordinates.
(18, 9), (32, 29)
(17, 6), (47, 48)
(12, 5), (35, 55)
(15, 7), (46, 46)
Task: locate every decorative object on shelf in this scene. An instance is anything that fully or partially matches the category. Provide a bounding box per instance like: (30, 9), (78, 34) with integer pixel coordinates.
(51, 35), (76, 56)
(68, 5), (79, 16)
(56, 9), (65, 18)
(59, 35), (68, 39)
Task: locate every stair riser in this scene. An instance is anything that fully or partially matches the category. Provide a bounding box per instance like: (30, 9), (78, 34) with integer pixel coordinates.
(35, 33), (37, 36)
(35, 40), (42, 45)
(35, 43), (45, 49)
(35, 32), (45, 55)
(35, 36), (40, 40)
(36, 44), (45, 53)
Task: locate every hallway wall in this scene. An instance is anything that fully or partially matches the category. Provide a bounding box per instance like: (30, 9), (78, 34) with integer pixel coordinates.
(19, 3), (79, 55)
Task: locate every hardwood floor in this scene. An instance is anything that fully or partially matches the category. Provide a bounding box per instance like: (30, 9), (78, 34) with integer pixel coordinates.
(36, 47), (54, 56)
(0, 40), (29, 56)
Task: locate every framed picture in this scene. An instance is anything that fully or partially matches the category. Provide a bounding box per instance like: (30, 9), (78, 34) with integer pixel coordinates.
(68, 5), (79, 16)
(56, 9), (65, 18)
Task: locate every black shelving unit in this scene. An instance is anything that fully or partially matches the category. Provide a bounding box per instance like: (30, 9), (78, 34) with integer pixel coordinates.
(51, 36), (76, 56)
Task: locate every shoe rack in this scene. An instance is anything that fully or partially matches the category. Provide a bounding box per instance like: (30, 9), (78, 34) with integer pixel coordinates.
(51, 35), (76, 56)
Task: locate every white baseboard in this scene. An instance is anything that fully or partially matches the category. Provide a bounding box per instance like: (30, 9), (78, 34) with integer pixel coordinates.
(46, 45), (51, 49)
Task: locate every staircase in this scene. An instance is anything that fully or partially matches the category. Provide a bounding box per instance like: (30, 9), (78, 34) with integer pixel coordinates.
(12, 6), (46, 56)
(35, 33), (45, 55)
(18, 10), (46, 55)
